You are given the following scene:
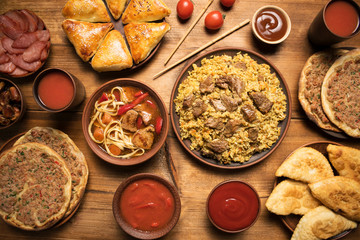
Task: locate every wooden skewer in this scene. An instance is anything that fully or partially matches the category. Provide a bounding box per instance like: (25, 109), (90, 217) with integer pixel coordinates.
(164, 0), (214, 66)
(153, 19), (250, 80)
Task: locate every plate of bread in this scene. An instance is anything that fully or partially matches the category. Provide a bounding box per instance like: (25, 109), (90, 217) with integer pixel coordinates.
(0, 127), (88, 230)
(266, 141), (360, 240)
(298, 48), (360, 138)
(61, 0), (171, 72)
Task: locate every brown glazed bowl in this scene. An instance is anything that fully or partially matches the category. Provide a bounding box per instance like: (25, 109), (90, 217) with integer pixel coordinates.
(112, 173), (181, 239)
(0, 77), (26, 130)
(82, 78), (169, 166)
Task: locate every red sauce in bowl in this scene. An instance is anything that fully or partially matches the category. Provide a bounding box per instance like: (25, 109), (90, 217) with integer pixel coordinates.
(207, 181), (260, 232)
(324, 0), (359, 37)
(254, 7), (288, 41)
(120, 178), (175, 231)
(37, 71), (74, 110)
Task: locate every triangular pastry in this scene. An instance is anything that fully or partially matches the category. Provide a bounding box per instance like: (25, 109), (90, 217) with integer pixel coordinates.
(327, 144), (360, 182)
(62, 0), (111, 22)
(309, 176), (360, 221)
(124, 22), (170, 64)
(62, 19), (114, 62)
(121, 0), (171, 24)
(265, 180), (321, 215)
(275, 147), (334, 183)
(91, 30), (133, 72)
(291, 206), (357, 240)
(105, 0), (127, 20)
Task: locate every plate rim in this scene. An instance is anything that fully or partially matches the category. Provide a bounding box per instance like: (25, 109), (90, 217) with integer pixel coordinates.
(169, 47), (292, 169)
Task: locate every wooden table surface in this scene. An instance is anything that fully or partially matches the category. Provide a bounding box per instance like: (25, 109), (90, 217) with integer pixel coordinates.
(1, 0), (360, 239)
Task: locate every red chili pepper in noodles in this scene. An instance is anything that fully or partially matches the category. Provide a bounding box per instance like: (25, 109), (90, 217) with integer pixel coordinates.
(98, 92), (108, 103)
(155, 116), (163, 135)
(117, 92), (149, 115)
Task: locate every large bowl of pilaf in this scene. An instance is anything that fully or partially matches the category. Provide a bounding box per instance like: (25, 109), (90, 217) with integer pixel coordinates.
(170, 48), (291, 169)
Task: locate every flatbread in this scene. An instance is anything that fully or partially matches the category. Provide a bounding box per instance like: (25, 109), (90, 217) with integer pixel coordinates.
(291, 206), (357, 240)
(91, 30), (133, 72)
(321, 48), (360, 138)
(298, 49), (348, 132)
(327, 144), (360, 182)
(121, 0), (171, 24)
(62, 0), (111, 22)
(124, 22), (170, 64)
(265, 180), (321, 215)
(62, 19), (114, 62)
(309, 176), (360, 221)
(14, 127), (89, 218)
(275, 147), (334, 183)
(0, 143), (72, 230)
(105, 0), (127, 20)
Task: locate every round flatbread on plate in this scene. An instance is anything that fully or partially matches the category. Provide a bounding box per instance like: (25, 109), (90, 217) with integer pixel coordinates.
(298, 49), (348, 132)
(0, 142), (72, 230)
(321, 48), (360, 138)
(14, 127), (89, 218)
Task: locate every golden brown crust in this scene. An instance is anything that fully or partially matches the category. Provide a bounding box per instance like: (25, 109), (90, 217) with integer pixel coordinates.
(275, 147), (334, 183)
(0, 143), (72, 231)
(124, 22), (170, 64)
(265, 180), (321, 215)
(91, 30), (133, 72)
(62, 0), (111, 22)
(298, 49), (347, 132)
(321, 48), (360, 138)
(62, 19), (114, 62)
(309, 176), (360, 222)
(14, 127), (89, 218)
(105, 0), (127, 20)
(291, 206), (357, 240)
(327, 144), (360, 182)
(121, 0), (171, 24)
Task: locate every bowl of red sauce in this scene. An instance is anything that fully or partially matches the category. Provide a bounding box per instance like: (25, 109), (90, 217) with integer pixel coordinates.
(113, 173), (181, 239)
(33, 68), (85, 112)
(252, 5), (291, 44)
(82, 78), (169, 166)
(207, 180), (261, 233)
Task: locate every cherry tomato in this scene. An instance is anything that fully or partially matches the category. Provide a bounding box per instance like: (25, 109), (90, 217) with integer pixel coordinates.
(177, 0), (194, 20)
(221, 0), (236, 8)
(205, 11), (224, 30)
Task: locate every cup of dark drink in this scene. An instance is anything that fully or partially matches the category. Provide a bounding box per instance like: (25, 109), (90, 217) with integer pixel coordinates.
(33, 68), (85, 112)
(308, 0), (360, 46)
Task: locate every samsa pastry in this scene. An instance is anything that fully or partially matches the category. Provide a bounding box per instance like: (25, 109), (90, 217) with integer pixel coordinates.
(275, 147), (334, 183)
(124, 22), (170, 64)
(327, 144), (360, 182)
(291, 206), (357, 240)
(91, 30), (133, 72)
(105, 0), (127, 20)
(309, 176), (360, 222)
(62, 0), (111, 22)
(265, 180), (321, 215)
(121, 0), (171, 24)
(62, 19), (114, 62)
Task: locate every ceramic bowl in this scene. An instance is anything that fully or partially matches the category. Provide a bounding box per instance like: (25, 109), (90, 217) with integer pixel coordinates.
(82, 78), (169, 166)
(252, 5), (292, 44)
(206, 180), (261, 233)
(0, 77), (26, 130)
(112, 173), (181, 239)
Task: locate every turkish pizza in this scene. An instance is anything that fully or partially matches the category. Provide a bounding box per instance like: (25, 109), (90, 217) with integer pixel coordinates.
(0, 143), (72, 230)
(321, 48), (360, 138)
(14, 127), (89, 218)
(298, 49), (348, 132)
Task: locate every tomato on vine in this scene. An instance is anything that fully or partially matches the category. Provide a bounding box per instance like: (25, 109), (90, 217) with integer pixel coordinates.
(177, 0), (194, 20)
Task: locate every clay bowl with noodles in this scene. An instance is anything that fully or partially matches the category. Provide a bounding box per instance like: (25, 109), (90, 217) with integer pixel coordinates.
(82, 78), (169, 166)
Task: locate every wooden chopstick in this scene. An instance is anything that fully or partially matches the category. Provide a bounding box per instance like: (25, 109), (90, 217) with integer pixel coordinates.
(164, 0), (214, 66)
(153, 19), (250, 80)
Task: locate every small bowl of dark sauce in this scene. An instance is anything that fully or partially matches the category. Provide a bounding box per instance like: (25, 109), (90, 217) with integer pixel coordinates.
(252, 5), (292, 44)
